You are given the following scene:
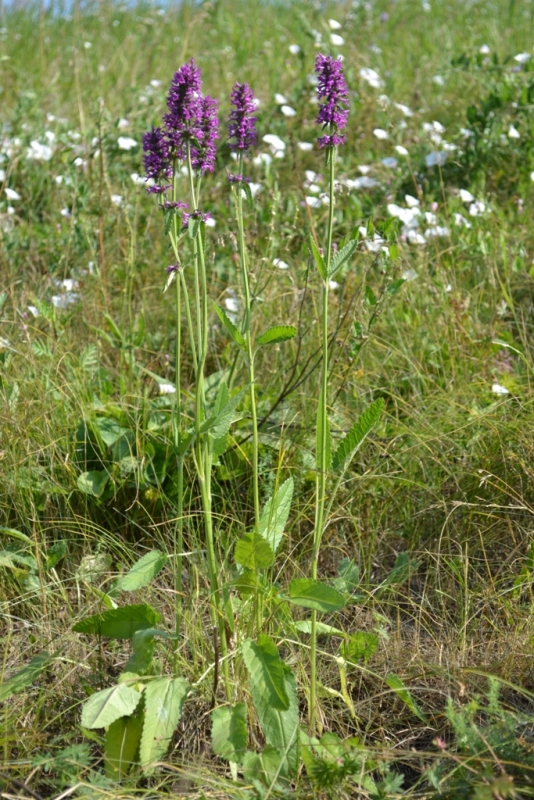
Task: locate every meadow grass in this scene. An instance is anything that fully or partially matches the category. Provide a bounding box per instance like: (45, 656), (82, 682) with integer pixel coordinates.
(2, 0), (534, 797)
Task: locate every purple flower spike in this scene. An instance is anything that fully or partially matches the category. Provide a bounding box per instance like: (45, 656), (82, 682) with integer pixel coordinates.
(191, 94), (220, 173)
(228, 82), (258, 153)
(315, 54), (349, 148)
(165, 58), (203, 127)
(142, 126), (171, 181)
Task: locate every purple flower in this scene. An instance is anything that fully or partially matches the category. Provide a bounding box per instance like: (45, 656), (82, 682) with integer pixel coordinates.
(191, 94), (220, 173)
(142, 126), (171, 181)
(146, 183), (172, 195)
(315, 54), (349, 148)
(164, 58), (203, 158)
(227, 173), (250, 183)
(166, 263), (181, 273)
(228, 82), (258, 152)
(161, 200), (188, 209)
(182, 210), (212, 227)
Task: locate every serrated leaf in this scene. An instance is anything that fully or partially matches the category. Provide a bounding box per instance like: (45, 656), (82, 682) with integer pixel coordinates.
(113, 550), (167, 593)
(213, 302), (246, 348)
(235, 533), (275, 571)
(256, 325), (297, 347)
(163, 207), (174, 236)
(242, 635), (290, 711)
(188, 216), (200, 240)
(0, 652), (53, 702)
(139, 677), (189, 771)
(331, 398), (384, 472)
(329, 239), (358, 278)
(243, 638), (299, 777)
(259, 477), (294, 554)
(386, 673), (426, 721)
(200, 386), (247, 441)
(81, 683), (142, 729)
(105, 704), (144, 778)
(340, 632), (378, 664)
(309, 235), (327, 280)
(286, 579), (345, 613)
(211, 703), (247, 763)
(73, 603), (161, 639)
(77, 470), (110, 498)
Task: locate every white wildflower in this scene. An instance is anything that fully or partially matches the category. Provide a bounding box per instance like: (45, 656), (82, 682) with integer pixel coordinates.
(118, 136), (138, 150)
(297, 142), (313, 151)
(328, 18), (342, 30)
(373, 128), (389, 140)
(5, 187), (20, 200)
(359, 67), (384, 89)
(273, 258), (289, 270)
(281, 105), (297, 117)
(330, 34), (345, 46)
(492, 383), (510, 395)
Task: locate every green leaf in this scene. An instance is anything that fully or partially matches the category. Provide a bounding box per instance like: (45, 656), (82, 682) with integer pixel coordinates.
(332, 558), (359, 594)
(113, 550), (167, 593)
(93, 417), (129, 447)
(201, 386), (247, 441)
(188, 215), (200, 240)
(46, 540), (68, 570)
(385, 673), (426, 721)
(340, 632), (378, 664)
(328, 239), (358, 278)
(256, 325), (297, 347)
(124, 628), (172, 675)
(0, 526), (32, 544)
(381, 552), (418, 588)
(0, 652), (53, 702)
(235, 533), (275, 571)
(243, 746), (293, 792)
(331, 398), (384, 472)
(73, 603), (161, 639)
(241, 181), (253, 206)
(243, 639), (299, 777)
(81, 683), (142, 729)
(259, 477), (294, 554)
(139, 677), (189, 771)
(77, 470), (110, 498)
(242, 635), (290, 711)
(365, 285), (377, 306)
(386, 278), (405, 295)
(286, 579), (345, 613)
(213, 302), (246, 348)
(293, 620), (344, 636)
(104, 704), (144, 778)
(211, 703), (247, 763)
(309, 235), (327, 280)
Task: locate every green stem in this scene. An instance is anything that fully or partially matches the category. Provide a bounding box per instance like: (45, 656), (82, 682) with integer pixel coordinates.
(310, 144), (336, 732)
(187, 142), (232, 702)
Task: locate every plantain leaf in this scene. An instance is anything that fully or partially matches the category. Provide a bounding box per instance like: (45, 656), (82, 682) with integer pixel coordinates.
(77, 470), (109, 498)
(309, 235), (327, 280)
(331, 398), (384, 472)
(286, 579), (345, 613)
(235, 533), (275, 571)
(104, 703), (144, 778)
(81, 683), (142, 729)
(258, 477), (294, 554)
(73, 603), (161, 639)
(140, 677), (189, 771)
(256, 325), (297, 347)
(242, 635), (289, 711)
(113, 550), (167, 593)
(213, 302), (246, 348)
(328, 239), (358, 278)
(211, 703), (247, 763)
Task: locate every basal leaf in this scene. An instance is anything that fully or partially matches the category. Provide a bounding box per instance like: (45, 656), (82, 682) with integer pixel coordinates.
(235, 533), (275, 571)
(93, 417), (129, 448)
(77, 470), (110, 498)
(331, 398), (384, 472)
(211, 703), (247, 763)
(213, 302), (246, 348)
(73, 603), (161, 639)
(259, 477), (294, 554)
(242, 635), (289, 711)
(286, 579), (345, 613)
(0, 652), (53, 702)
(256, 326), (297, 347)
(113, 550), (167, 593)
(309, 235), (327, 280)
(242, 639), (299, 777)
(81, 683), (142, 729)
(328, 239), (358, 279)
(200, 386), (247, 441)
(385, 673), (426, 721)
(139, 677), (189, 771)
(104, 703), (144, 778)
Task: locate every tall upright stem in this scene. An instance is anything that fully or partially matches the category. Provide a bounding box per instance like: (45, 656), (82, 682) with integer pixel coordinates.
(187, 143), (232, 701)
(309, 145), (336, 732)
(235, 153), (260, 534)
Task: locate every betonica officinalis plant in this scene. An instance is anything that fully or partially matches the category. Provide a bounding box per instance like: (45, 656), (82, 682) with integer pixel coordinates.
(72, 52), (389, 785)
